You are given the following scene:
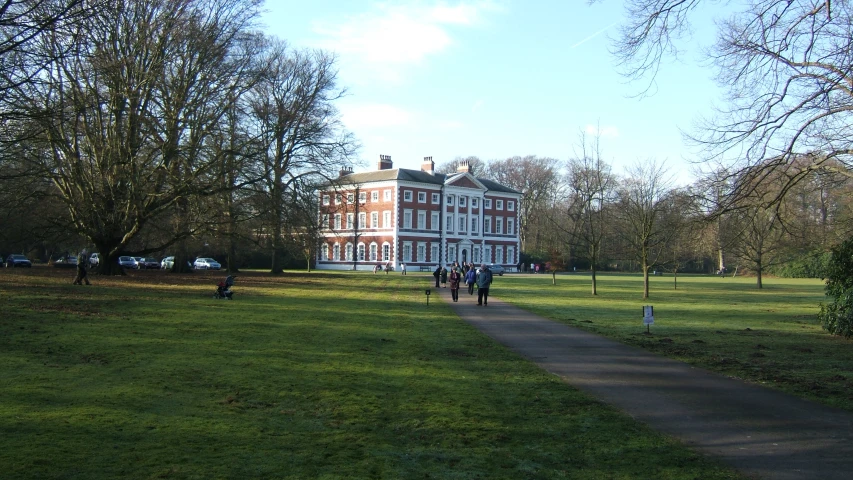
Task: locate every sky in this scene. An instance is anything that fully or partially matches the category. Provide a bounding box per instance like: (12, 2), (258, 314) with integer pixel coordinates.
(261, 0), (725, 185)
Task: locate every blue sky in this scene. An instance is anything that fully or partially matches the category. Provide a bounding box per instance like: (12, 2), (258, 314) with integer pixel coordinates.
(262, 1), (724, 185)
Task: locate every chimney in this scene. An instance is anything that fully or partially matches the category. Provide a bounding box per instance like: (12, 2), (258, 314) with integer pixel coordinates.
(338, 166), (353, 178)
(457, 160), (470, 173)
(421, 156), (434, 175)
(377, 154), (393, 170)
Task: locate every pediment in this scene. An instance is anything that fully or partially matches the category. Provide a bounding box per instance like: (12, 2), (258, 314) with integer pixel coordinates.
(445, 173), (486, 190)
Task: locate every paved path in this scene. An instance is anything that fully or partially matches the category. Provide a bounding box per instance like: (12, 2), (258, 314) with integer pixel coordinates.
(438, 286), (853, 480)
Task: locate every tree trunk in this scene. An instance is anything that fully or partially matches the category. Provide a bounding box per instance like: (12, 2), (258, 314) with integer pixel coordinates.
(756, 265), (763, 289)
(642, 264), (650, 299)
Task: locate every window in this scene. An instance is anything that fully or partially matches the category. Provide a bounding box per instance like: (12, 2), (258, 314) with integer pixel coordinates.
(358, 212), (366, 229)
(403, 209), (412, 229)
(432, 193), (439, 204)
(460, 196), (466, 207)
(496, 200), (503, 210)
(359, 192), (367, 203)
(495, 246), (503, 264)
(496, 217), (503, 234)
(485, 198), (492, 209)
(382, 243), (390, 261)
(446, 214), (453, 231)
(346, 213), (354, 229)
(322, 195), (330, 205)
(345, 243), (353, 261)
(404, 190), (413, 201)
(384, 189), (392, 201)
(371, 212), (378, 228)
(471, 217), (478, 233)
(447, 195), (454, 206)
(472, 198), (478, 208)
(417, 211), (426, 229)
(417, 192), (426, 203)
(334, 214), (342, 230)
(347, 193), (354, 204)
(322, 214), (329, 229)
(448, 245), (456, 262)
(507, 218), (515, 235)
(508, 201), (515, 211)
(403, 242), (412, 262)
(507, 246), (515, 264)
(431, 244), (439, 262)
(417, 243), (425, 262)
(484, 217), (491, 234)
(473, 246), (480, 264)
(371, 191), (379, 202)
(335, 194), (342, 204)
(431, 212), (439, 230)
(383, 211), (391, 228)
(321, 244), (329, 261)
(484, 246), (491, 264)
(357, 243), (365, 261)
(333, 244), (340, 261)
(459, 215), (466, 232)
(370, 243), (378, 261)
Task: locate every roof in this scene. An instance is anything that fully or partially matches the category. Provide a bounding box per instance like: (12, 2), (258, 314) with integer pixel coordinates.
(337, 168), (522, 195)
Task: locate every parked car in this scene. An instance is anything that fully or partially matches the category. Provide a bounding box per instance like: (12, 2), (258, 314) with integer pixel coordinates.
(485, 264), (505, 276)
(137, 257), (160, 269)
(5, 254), (32, 268)
(118, 256), (138, 269)
(193, 257), (221, 270)
(89, 253), (99, 267)
(161, 256), (174, 269)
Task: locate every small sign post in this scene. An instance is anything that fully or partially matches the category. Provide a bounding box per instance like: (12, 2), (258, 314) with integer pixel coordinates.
(425, 289), (431, 306)
(643, 305), (654, 333)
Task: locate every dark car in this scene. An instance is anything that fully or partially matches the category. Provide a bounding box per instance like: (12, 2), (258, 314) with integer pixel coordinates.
(137, 257), (160, 269)
(5, 254), (32, 268)
(118, 256), (138, 269)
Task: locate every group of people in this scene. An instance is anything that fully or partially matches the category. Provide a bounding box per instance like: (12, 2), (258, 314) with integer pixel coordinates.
(433, 262), (493, 306)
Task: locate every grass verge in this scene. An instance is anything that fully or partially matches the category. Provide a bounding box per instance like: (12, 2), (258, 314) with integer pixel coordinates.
(0, 268), (743, 479)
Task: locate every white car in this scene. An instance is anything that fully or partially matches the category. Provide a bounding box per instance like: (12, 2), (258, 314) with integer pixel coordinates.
(193, 257), (221, 270)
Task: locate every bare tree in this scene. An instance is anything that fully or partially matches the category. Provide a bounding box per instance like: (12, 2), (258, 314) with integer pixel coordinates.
(614, 160), (678, 298)
(245, 40), (358, 274)
(562, 131), (617, 295)
(13, 0), (262, 274)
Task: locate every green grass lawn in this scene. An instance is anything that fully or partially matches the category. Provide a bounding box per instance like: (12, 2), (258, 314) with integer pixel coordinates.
(493, 272), (853, 411)
(0, 268), (743, 479)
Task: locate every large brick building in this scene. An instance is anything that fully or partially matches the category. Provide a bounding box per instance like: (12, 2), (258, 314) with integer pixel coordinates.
(316, 155), (522, 271)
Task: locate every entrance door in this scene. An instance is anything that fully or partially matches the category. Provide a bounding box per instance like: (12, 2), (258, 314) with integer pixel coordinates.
(461, 249), (468, 263)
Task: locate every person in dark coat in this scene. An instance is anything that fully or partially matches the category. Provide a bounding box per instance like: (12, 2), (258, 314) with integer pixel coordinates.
(73, 250), (91, 285)
(433, 265), (441, 288)
(465, 266), (477, 296)
(476, 264), (493, 306)
(449, 267), (461, 302)
(440, 267), (448, 287)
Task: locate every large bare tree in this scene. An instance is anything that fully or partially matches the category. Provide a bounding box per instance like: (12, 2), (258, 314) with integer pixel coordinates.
(12, 0), (262, 274)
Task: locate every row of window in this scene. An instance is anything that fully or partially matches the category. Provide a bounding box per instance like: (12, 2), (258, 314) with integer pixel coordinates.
(322, 211), (516, 235)
(320, 241), (516, 265)
(322, 190), (515, 211)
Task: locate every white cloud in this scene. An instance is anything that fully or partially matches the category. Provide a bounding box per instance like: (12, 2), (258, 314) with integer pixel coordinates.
(312, 1), (501, 67)
(584, 124), (619, 138)
(340, 103), (414, 129)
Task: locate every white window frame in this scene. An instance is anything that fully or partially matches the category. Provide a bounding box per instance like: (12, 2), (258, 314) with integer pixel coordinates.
(346, 213), (354, 230)
(495, 246), (503, 264)
(417, 243), (425, 262)
(472, 198), (478, 208)
(322, 214), (329, 229)
(404, 190), (413, 202)
(383, 211), (391, 228)
(431, 244), (439, 263)
(403, 242), (412, 262)
(496, 200), (504, 210)
(484, 216), (491, 234)
(431, 193), (440, 204)
(370, 243), (378, 261)
(347, 193), (354, 204)
(448, 245), (457, 263)
(384, 189), (392, 201)
(459, 196), (466, 207)
(335, 194), (342, 205)
(507, 218), (515, 235)
(446, 214), (454, 231)
(431, 212), (439, 231)
(471, 217), (478, 233)
(484, 198), (492, 209)
(371, 212), (379, 228)
(403, 209), (412, 229)
(446, 195), (454, 206)
(358, 212), (366, 229)
(345, 243), (353, 261)
(417, 210), (426, 230)
(458, 215), (466, 232)
(333, 243), (340, 261)
(371, 191), (379, 202)
(417, 191), (426, 203)
(382, 243), (391, 261)
(496, 217), (503, 234)
(321, 244), (329, 261)
(359, 192), (367, 203)
(508, 201), (515, 211)
(473, 246), (480, 264)
(334, 214), (342, 230)
(322, 195), (330, 206)
(357, 243), (365, 261)
(507, 246), (515, 264)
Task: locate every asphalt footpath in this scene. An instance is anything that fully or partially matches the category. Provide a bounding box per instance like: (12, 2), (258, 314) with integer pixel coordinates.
(437, 284), (853, 480)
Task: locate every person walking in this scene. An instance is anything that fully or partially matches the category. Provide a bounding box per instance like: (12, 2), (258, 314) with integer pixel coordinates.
(476, 264), (493, 306)
(465, 265), (477, 296)
(73, 249), (91, 285)
(449, 266), (461, 302)
(440, 266), (448, 288)
(401, 263), (406, 275)
(433, 265), (441, 288)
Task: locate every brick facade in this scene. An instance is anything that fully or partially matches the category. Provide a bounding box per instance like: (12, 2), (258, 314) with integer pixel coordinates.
(316, 156), (522, 272)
